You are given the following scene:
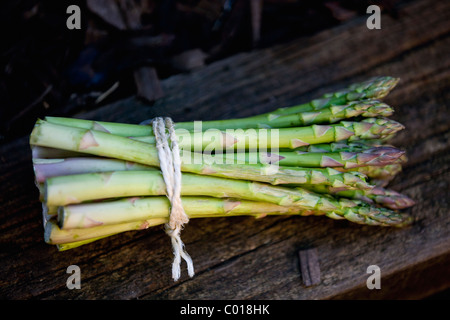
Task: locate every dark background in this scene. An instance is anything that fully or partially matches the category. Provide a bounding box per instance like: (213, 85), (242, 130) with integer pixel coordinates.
(0, 0), (401, 143)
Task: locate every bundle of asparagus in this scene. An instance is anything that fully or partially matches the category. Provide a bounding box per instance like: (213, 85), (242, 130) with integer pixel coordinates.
(29, 76), (415, 257)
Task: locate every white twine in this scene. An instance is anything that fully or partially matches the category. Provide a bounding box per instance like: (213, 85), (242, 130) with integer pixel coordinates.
(151, 117), (194, 281)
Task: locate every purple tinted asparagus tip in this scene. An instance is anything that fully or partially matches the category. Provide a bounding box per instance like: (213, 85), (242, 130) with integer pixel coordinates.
(372, 187), (416, 209)
(359, 147), (405, 166)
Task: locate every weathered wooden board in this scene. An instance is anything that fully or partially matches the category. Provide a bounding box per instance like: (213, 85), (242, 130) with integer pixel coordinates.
(0, 0), (449, 300)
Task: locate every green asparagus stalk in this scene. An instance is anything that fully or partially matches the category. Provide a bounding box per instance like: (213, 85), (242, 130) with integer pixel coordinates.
(56, 236), (113, 250)
(150, 76), (398, 127)
(32, 158), (154, 183)
(249, 76), (400, 118)
(33, 157), (374, 190)
(237, 99), (393, 129)
(129, 117), (403, 150)
(222, 146), (404, 168)
(58, 196), (311, 229)
(56, 235), (119, 251)
(43, 170), (413, 227)
(32, 141), (406, 173)
(45, 99), (393, 134)
(45, 218), (166, 245)
(43, 76), (399, 136)
(299, 185), (415, 210)
(41, 170), (337, 207)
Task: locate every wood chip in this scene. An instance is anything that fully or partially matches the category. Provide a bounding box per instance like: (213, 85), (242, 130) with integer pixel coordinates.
(133, 67), (164, 102)
(298, 248), (321, 287)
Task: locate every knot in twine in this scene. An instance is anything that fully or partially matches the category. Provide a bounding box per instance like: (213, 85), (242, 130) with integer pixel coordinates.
(151, 117), (194, 281)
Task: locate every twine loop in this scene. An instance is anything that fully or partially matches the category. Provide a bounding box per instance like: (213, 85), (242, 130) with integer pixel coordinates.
(151, 117), (194, 281)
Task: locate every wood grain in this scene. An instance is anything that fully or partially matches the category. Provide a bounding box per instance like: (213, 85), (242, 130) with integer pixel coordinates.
(298, 248), (321, 287)
(0, 0), (449, 300)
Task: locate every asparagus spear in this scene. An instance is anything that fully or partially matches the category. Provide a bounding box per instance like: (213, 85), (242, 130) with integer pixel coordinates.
(33, 157), (374, 189)
(58, 196), (311, 229)
(45, 100), (393, 134)
(132, 117), (404, 150)
(236, 99), (393, 129)
(45, 218), (166, 245)
(56, 236), (115, 250)
(222, 146), (405, 168)
(43, 77), (399, 136)
(57, 235), (120, 251)
(299, 185), (415, 210)
(43, 170), (413, 227)
(250, 76), (400, 118)
(33, 158), (154, 183)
